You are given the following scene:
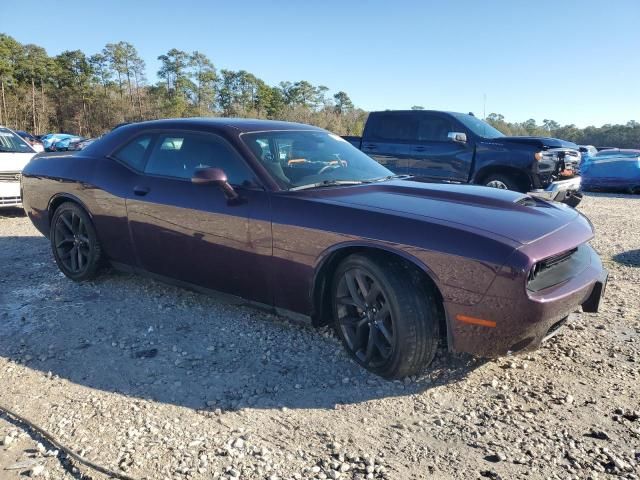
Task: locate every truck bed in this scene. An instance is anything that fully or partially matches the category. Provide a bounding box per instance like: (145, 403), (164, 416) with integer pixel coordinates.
(342, 135), (361, 148)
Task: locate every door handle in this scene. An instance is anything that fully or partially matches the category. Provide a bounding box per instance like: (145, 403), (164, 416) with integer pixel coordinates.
(414, 146), (427, 152)
(363, 144), (377, 150)
(133, 186), (150, 196)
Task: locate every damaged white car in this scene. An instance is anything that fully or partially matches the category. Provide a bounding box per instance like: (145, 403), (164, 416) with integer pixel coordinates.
(0, 126), (37, 208)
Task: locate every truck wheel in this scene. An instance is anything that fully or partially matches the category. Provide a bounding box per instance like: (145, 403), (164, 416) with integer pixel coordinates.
(483, 174), (521, 191)
(331, 254), (440, 379)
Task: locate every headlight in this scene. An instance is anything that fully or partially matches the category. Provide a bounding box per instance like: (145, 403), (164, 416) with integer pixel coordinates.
(534, 152), (543, 161)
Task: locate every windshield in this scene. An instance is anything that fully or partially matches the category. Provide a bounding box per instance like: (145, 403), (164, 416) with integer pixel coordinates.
(242, 130), (393, 189)
(451, 113), (505, 139)
(0, 127), (35, 153)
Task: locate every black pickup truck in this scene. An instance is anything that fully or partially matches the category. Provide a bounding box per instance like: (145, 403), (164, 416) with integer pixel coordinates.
(343, 110), (582, 206)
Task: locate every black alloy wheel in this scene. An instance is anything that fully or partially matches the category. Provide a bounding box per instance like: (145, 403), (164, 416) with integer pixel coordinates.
(50, 202), (103, 281)
(332, 254), (440, 379)
(335, 266), (394, 369)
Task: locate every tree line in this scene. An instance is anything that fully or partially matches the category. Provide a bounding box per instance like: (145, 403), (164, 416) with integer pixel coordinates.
(1, 33), (637, 148)
(0, 34), (364, 137)
(484, 114), (640, 149)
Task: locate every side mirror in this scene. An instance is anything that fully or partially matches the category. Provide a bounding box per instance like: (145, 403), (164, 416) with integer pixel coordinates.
(447, 132), (467, 143)
(191, 167), (239, 200)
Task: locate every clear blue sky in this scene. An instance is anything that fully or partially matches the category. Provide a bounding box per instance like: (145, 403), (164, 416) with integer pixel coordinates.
(1, 0), (638, 127)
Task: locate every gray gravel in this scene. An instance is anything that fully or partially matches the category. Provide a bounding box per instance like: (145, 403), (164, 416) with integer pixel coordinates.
(0, 193), (639, 479)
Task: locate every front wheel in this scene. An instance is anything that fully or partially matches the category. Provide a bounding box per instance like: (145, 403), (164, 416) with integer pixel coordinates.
(50, 202), (103, 281)
(483, 173), (522, 191)
(332, 254), (440, 379)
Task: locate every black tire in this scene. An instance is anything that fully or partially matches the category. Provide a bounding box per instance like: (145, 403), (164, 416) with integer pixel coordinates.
(482, 173), (522, 192)
(331, 254), (440, 379)
(50, 202), (103, 281)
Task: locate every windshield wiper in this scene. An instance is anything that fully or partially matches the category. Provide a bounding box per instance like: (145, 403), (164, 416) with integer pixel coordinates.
(371, 174), (414, 182)
(289, 180), (366, 191)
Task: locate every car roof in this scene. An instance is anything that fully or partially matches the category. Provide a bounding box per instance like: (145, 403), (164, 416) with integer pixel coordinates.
(370, 109), (469, 117)
(596, 148), (640, 156)
(120, 117), (325, 133)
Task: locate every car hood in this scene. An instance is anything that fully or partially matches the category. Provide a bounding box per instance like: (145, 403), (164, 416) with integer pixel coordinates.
(0, 152), (36, 172)
(309, 180), (582, 245)
(488, 136), (578, 150)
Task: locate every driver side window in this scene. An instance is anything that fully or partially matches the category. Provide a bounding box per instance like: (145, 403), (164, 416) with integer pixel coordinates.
(417, 116), (454, 142)
(144, 132), (252, 185)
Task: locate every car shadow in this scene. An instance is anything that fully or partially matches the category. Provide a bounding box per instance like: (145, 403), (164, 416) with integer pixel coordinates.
(0, 207), (26, 218)
(613, 249), (640, 267)
(0, 235), (485, 412)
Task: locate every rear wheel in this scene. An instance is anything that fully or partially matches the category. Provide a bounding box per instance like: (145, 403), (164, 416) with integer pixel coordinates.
(331, 254), (440, 379)
(50, 202), (103, 281)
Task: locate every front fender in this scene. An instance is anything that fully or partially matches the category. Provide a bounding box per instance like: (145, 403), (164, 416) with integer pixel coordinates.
(310, 240), (447, 328)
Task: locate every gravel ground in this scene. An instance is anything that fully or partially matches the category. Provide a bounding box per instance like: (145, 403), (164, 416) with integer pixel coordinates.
(0, 193), (639, 480)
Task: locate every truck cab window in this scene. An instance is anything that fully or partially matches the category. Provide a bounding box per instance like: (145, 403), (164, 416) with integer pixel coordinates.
(367, 113), (418, 142)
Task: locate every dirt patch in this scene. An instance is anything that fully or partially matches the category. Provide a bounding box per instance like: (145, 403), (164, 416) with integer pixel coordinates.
(1, 196), (639, 479)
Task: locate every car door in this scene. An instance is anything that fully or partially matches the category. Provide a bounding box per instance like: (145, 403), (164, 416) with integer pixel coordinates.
(122, 130), (272, 305)
(360, 112), (418, 174)
(409, 114), (473, 182)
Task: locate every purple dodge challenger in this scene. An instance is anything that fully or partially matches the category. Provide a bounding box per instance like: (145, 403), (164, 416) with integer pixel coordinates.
(21, 118), (607, 378)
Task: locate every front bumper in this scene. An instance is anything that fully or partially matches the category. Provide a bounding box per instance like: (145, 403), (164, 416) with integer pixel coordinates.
(446, 243), (607, 358)
(0, 181), (22, 208)
(528, 176), (582, 204)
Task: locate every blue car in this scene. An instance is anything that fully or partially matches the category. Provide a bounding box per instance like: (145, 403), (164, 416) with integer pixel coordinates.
(41, 134), (78, 151)
(53, 135), (83, 151)
(581, 149), (640, 193)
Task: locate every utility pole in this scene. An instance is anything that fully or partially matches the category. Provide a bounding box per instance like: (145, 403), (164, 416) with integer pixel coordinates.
(483, 93), (487, 119)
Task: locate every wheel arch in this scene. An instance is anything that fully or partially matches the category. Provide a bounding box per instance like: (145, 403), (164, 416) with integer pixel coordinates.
(47, 193), (94, 226)
(310, 242), (448, 343)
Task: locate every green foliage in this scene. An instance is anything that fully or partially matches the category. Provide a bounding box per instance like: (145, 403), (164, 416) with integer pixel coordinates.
(0, 32), (636, 147)
(0, 33), (367, 136)
(334, 91), (354, 114)
(485, 113), (639, 148)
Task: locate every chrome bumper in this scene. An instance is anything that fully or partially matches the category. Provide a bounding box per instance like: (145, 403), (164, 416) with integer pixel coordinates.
(528, 176), (582, 202)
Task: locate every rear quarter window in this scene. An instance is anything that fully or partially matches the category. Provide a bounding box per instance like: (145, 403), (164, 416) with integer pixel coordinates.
(112, 135), (153, 171)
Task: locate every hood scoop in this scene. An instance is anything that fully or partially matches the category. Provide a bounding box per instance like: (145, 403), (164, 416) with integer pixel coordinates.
(515, 195), (538, 207)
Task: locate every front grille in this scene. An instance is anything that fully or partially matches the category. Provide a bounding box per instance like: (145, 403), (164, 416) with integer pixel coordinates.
(528, 247), (578, 282)
(541, 248), (578, 269)
(0, 196), (22, 206)
(527, 246), (589, 292)
(541, 149), (581, 172)
(561, 151), (580, 170)
(0, 172), (21, 182)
